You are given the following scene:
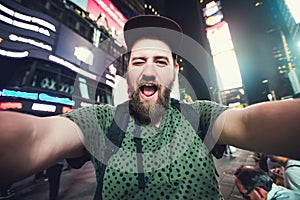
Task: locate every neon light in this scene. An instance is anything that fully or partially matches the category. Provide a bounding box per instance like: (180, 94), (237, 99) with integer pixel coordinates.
(31, 17), (56, 32)
(0, 13), (13, 24)
(32, 103), (56, 112)
(204, 1), (219, 16)
(12, 20), (50, 36)
(39, 93), (75, 106)
(80, 102), (93, 107)
(49, 55), (97, 80)
(78, 77), (90, 99)
(14, 11), (31, 22)
(0, 48), (29, 58)
(105, 73), (115, 81)
(0, 89), (75, 106)
(105, 79), (115, 88)
(9, 34), (52, 51)
(0, 3), (56, 32)
(0, 102), (23, 110)
(1, 89), (38, 100)
(13, 20), (38, 31)
(0, 4), (14, 16)
(205, 13), (223, 26)
(0, 14), (50, 37)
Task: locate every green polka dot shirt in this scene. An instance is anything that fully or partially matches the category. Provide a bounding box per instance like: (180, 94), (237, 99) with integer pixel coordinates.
(63, 100), (228, 200)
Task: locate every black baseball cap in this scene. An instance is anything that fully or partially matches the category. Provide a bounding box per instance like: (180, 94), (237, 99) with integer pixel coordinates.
(123, 15), (183, 53)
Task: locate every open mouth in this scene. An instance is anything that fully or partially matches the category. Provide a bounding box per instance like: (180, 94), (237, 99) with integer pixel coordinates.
(139, 83), (158, 98)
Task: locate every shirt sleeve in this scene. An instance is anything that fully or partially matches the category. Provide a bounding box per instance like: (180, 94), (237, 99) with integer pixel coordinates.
(190, 100), (229, 159)
(284, 160), (300, 191)
(61, 104), (115, 168)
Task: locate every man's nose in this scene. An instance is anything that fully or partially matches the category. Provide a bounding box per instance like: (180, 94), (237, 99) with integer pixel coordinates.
(141, 62), (156, 77)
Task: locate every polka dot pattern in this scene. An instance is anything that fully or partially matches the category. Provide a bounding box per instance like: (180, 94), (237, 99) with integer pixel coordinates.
(62, 100), (228, 199)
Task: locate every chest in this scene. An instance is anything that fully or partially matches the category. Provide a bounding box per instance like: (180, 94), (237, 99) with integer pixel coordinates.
(101, 128), (218, 199)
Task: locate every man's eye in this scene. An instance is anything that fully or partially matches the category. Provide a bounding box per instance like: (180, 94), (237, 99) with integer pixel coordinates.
(156, 60), (168, 66)
(132, 61), (145, 66)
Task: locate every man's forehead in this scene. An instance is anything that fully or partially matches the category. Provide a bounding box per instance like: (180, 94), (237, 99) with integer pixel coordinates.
(130, 47), (172, 55)
(131, 38), (172, 53)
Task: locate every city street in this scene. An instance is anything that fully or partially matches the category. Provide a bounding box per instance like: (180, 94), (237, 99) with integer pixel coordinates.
(10, 148), (255, 200)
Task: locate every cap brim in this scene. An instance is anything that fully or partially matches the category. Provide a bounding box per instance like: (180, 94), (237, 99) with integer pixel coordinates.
(124, 15), (183, 52)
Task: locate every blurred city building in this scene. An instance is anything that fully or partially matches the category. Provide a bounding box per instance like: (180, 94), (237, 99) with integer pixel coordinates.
(273, 0), (300, 98)
(0, 0), (126, 115)
(204, 0), (300, 104)
(110, 0), (144, 19)
(202, 0), (246, 107)
(248, 0), (300, 101)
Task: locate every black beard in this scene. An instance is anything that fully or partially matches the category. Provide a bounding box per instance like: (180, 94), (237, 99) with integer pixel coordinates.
(129, 85), (171, 125)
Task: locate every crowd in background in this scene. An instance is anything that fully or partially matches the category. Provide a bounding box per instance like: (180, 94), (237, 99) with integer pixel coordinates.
(234, 153), (300, 199)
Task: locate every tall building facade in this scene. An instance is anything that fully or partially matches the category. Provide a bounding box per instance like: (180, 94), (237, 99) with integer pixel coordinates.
(110, 0), (145, 19)
(254, 0), (300, 99)
(203, 1), (246, 106)
(274, 0), (300, 96)
(219, 0), (299, 102)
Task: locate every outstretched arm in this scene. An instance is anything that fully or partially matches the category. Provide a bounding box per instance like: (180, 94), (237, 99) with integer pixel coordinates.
(0, 111), (85, 183)
(215, 99), (300, 159)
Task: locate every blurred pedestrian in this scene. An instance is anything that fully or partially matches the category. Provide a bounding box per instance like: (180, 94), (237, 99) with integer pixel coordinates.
(234, 165), (300, 200)
(46, 162), (64, 200)
(269, 155), (300, 191)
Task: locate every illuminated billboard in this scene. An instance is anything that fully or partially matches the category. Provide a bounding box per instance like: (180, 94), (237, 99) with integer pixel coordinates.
(285, 0), (300, 24)
(203, 1), (243, 99)
(86, 0), (127, 35)
(220, 87), (246, 106)
(68, 0), (89, 11)
(206, 21), (243, 91)
(203, 1), (223, 27)
(55, 24), (115, 82)
(0, 1), (58, 60)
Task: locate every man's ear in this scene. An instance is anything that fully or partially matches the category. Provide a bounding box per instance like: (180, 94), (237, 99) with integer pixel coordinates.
(254, 186), (268, 199)
(174, 62), (179, 73)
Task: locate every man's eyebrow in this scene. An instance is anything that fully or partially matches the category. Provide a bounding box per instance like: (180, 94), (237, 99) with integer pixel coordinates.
(154, 56), (169, 62)
(131, 57), (146, 61)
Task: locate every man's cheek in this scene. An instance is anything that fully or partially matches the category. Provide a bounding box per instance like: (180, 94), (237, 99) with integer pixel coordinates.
(160, 70), (176, 87)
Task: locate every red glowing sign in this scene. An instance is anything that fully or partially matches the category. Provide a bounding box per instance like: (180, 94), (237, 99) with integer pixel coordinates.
(62, 106), (73, 114)
(0, 102), (23, 110)
(86, 0), (127, 34)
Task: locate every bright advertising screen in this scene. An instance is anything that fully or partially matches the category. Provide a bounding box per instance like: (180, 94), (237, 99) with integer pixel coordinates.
(285, 0), (300, 24)
(86, 0), (127, 35)
(206, 21), (243, 91)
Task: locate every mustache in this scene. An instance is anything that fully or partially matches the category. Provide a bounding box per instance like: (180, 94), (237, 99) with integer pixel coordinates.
(137, 81), (159, 87)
